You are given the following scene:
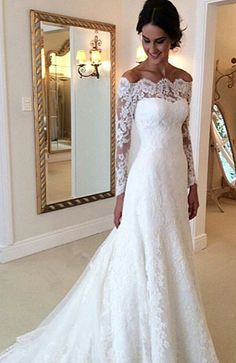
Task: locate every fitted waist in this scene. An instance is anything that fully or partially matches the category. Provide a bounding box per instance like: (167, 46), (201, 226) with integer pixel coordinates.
(139, 136), (183, 152)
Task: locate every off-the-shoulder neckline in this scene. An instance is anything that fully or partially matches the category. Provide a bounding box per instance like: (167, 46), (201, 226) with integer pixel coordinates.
(120, 76), (192, 86)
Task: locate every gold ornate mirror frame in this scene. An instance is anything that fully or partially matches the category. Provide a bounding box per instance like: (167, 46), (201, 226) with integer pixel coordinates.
(30, 10), (116, 213)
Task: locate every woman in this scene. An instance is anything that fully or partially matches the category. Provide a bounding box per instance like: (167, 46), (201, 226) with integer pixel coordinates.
(0, 0), (220, 362)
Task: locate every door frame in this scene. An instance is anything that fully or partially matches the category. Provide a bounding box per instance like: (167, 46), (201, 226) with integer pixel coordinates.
(0, 0), (14, 250)
(192, 0), (235, 250)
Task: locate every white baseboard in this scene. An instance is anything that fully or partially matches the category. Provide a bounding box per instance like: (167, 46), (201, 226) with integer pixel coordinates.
(0, 215), (113, 263)
(0, 217), (208, 263)
(193, 233), (208, 252)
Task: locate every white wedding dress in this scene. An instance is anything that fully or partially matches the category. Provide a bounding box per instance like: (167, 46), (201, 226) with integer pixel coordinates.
(0, 77), (220, 363)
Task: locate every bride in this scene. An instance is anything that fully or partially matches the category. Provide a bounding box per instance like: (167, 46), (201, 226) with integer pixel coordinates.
(0, 0), (220, 362)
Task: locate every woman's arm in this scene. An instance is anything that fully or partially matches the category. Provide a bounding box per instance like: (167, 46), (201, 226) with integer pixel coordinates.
(181, 82), (199, 219)
(114, 77), (136, 227)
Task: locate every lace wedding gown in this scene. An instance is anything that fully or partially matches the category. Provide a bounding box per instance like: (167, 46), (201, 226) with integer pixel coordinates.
(0, 77), (219, 363)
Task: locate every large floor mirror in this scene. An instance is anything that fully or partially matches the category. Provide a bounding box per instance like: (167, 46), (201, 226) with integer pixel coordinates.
(209, 60), (236, 211)
(31, 10), (116, 213)
(211, 103), (236, 186)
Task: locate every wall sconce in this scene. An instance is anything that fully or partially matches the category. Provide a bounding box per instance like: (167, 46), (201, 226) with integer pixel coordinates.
(76, 33), (102, 79)
(136, 45), (147, 63)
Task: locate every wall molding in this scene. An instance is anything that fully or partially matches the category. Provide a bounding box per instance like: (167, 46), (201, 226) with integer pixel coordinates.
(0, 0), (14, 248)
(0, 215), (113, 263)
(193, 233), (208, 252)
(0, 213), (205, 262)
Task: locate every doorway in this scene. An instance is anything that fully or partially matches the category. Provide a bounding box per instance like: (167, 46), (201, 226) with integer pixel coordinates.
(195, 2), (236, 361)
(192, 0), (236, 250)
(206, 2), (236, 226)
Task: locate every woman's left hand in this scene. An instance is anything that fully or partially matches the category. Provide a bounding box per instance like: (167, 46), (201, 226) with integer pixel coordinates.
(188, 183), (199, 220)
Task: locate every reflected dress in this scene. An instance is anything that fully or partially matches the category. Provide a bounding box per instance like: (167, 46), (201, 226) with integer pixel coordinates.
(0, 77), (220, 362)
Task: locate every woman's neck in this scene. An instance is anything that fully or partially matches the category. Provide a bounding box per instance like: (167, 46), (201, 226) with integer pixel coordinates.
(141, 59), (172, 77)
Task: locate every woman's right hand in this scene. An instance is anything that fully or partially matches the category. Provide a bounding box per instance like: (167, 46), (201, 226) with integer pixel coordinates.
(113, 193), (125, 228)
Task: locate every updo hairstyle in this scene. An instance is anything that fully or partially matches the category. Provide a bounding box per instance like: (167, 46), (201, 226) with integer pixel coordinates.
(136, 0), (183, 49)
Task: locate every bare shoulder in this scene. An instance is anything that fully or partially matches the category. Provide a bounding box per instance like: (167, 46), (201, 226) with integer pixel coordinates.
(173, 67), (193, 82)
(122, 67), (142, 83)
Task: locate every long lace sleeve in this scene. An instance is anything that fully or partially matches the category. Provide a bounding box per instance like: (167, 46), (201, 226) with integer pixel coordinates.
(115, 78), (136, 196)
(182, 83), (197, 187)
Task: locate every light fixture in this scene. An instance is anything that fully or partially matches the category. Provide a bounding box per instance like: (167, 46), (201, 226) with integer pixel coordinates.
(76, 32), (102, 79)
(136, 45), (147, 63)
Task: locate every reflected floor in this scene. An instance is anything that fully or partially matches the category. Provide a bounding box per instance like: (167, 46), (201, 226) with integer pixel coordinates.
(51, 140), (72, 152)
(47, 160), (72, 203)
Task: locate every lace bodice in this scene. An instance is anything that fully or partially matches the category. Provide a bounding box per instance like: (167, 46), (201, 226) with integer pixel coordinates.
(115, 77), (197, 196)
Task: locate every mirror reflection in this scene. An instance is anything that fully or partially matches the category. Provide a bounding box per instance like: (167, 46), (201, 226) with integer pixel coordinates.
(42, 24), (71, 155)
(31, 11), (116, 213)
(212, 103), (236, 187)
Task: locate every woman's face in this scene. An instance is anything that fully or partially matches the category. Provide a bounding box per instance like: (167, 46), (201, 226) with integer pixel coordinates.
(141, 23), (172, 64)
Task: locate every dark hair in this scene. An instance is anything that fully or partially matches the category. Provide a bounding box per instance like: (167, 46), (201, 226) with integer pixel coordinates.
(136, 0), (183, 49)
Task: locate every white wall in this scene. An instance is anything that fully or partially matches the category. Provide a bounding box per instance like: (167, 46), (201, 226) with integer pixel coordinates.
(0, 0), (14, 249)
(172, 0), (197, 76)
